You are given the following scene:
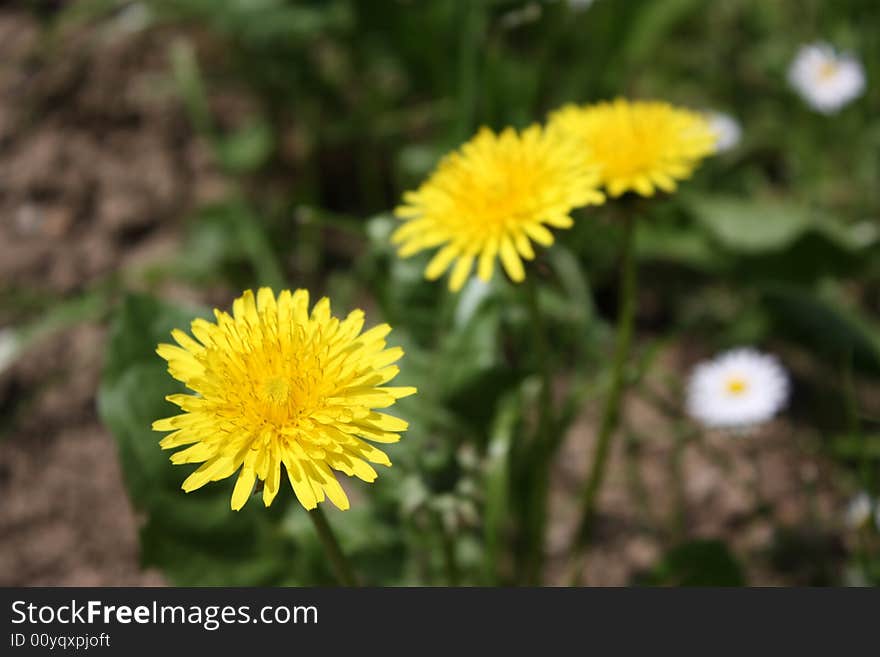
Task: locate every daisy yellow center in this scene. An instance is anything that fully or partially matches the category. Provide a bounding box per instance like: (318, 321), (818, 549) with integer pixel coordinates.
(817, 60), (839, 81)
(152, 288), (417, 512)
(392, 125), (604, 291)
(725, 376), (749, 396)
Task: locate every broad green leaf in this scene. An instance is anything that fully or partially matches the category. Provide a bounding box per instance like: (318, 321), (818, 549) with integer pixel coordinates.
(689, 196), (813, 253)
(689, 195), (878, 255)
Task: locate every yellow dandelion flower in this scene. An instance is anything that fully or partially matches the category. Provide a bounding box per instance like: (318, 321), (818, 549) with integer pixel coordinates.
(152, 288), (416, 512)
(391, 125), (605, 292)
(548, 98), (717, 198)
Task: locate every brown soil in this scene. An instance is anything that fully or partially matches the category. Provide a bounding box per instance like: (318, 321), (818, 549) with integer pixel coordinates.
(546, 349), (848, 586)
(0, 9), (224, 294)
(0, 8), (223, 586)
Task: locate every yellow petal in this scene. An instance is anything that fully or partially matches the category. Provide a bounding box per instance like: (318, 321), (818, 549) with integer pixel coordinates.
(477, 237), (499, 282)
(257, 287), (277, 316)
(523, 223), (554, 247)
(425, 244), (460, 280)
(284, 455), (318, 510)
(449, 253), (475, 292)
(499, 237), (525, 283)
(231, 466), (256, 511)
(262, 446), (281, 507)
(312, 462), (350, 511)
(182, 457), (236, 493)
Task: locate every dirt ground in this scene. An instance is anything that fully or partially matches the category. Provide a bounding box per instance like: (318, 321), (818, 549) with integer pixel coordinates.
(547, 359), (846, 586)
(0, 8), (851, 586)
(0, 8), (224, 586)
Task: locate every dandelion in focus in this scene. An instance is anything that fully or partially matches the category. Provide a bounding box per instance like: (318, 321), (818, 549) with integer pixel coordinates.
(548, 98), (717, 198)
(392, 126), (604, 292)
(153, 288), (416, 511)
(686, 348), (789, 430)
(788, 42), (865, 114)
(705, 111), (741, 153)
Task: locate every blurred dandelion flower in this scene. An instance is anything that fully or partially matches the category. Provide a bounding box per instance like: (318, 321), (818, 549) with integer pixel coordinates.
(153, 288), (416, 511)
(392, 125), (604, 292)
(548, 98), (717, 198)
(788, 42), (865, 114)
(845, 491), (873, 529)
(705, 111), (741, 153)
(686, 348), (789, 430)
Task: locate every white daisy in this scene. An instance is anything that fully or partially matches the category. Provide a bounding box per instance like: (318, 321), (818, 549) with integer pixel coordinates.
(788, 42), (866, 114)
(704, 111), (741, 153)
(686, 348), (789, 430)
(845, 491), (873, 529)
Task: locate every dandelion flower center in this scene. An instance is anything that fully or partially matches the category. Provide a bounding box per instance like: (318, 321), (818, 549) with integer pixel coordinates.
(392, 125), (604, 292)
(152, 288), (417, 511)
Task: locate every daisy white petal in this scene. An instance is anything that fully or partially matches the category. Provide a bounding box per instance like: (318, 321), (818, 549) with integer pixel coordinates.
(686, 348), (789, 430)
(788, 42), (866, 114)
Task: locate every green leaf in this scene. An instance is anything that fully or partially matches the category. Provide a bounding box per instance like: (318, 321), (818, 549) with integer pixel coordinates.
(829, 434), (880, 460)
(483, 391), (521, 584)
(634, 539), (745, 586)
(689, 195), (878, 255)
(621, 0), (705, 68)
(215, 119), (274, 173)
(178, 201), (285, 290)
(760, 285), (880, 376)
(546, 246), (597, 326)
(689, 196), (813, 253)
(635, 220), (726, 271)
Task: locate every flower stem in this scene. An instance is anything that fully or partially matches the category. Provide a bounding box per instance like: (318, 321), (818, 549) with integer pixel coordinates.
(522, 275), (555, 585)
(570, 213), (638, 582)
(308, 506), (359, 586)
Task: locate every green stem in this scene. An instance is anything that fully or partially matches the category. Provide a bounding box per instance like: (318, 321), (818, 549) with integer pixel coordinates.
(570, 213), (638, 582)
(747, 440), (769, 517)
(308, 507), (359, 586)
(522, 275), (555, 585)
(670, 422), (689, 541)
